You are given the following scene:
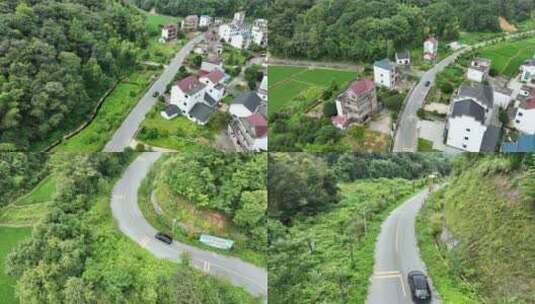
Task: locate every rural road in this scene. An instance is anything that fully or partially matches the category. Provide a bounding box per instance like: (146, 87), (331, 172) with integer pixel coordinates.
(367, 188), (440, 304)
(393, 30), (535, 152)
(103, 35), (205, 152)
(110, 152), (268, 300)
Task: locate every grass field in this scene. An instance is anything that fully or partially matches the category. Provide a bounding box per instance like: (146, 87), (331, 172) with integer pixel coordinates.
(268, 65), (356, 114)
(54, 67), (159, 151)
(145, 13), (179, 33)
(14, 175), (56, 206)
(0, 227), (31, 304)
(479, 37), (535, 77)
(136, 103), (218, 152)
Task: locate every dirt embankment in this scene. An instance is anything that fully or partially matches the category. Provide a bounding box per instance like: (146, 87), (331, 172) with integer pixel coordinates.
(499, 16), (518, 32)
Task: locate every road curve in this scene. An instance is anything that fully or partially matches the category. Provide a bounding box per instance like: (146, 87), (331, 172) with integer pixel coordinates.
(103, 35), (205, 152)
(394, 30), (535, 152)
(110, 152), (268, 299)
(367, 189), (439, 304)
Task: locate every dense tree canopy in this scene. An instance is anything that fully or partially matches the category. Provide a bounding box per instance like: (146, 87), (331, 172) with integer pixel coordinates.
(0, 153), (48, 206)
(132, 0), (268, 18)
(0, 0), (149, 150)
(270, 0), (535, 61)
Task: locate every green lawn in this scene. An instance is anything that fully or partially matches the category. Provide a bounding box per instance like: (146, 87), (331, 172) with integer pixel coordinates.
(418, 138), (437, 152)
(479, 37), (535, 77)
(458, 31), (505, 45)
(14, 175), (56, 206)
(0, 227), (31, 304)
(136, 103), (218, 152)
(144, 13), (179, 33)
(54, 67), (160, 151)
(268, 65), (356, 114)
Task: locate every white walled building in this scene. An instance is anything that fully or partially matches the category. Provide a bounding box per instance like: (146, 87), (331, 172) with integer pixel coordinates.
(467, 58), (491, 83)
(424, 37), (438, 60)
(233, 11), (246, 25)
(395, 52), (410, 66)
(252, 19), (268, 47)
(374, 59), (397, 89)
(520, 59), (535, 83)
(199, 15), (212, 28)
(258, 75), (267, 101)
(513, 98), (535, 134)
(493, 86), (513, 109)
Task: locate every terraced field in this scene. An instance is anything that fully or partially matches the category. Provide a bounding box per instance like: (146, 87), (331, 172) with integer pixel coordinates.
(480, 37), (535, 76)
(268, 65), (356, 114)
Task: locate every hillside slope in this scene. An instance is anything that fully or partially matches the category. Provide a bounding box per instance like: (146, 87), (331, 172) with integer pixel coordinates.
(417, 155), (535, 303)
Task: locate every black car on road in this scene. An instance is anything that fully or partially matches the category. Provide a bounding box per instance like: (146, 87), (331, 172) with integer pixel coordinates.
(424, 81), (431, 87)
(152, 91), (160, 98)
(155, 232), (173, 244)
(408, 271), (432, 303)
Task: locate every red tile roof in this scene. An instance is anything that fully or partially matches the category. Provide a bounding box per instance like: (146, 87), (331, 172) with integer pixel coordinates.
(524, 97), (535, 110)
(331, 115), (350, 127)
(204, 69), (225, 83)
(349, 79), (374, 95)
(247, 113), (267, 137)
(176, 76), (200, 93)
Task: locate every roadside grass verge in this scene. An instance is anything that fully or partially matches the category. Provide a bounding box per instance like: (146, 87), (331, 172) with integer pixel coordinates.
(138, 159), (265, 267)
(0, 227), (31, 304)
(416, 188), (480, 304)
(340, 126), (390, 152)
(54, 67), (160, 151)
(0, 203), (52, 226)
(136, 103), (219, 152)
(269, 179), (425, 303)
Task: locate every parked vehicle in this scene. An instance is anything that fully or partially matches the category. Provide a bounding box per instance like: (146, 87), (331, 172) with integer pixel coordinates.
(424, 81), (431, 87)
(408, 271), (432, 303)
(152, 91), (160, 98)
(155, 232), (173, 244)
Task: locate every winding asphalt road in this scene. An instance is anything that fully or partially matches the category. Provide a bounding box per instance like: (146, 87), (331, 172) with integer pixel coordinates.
(393, 30), (535, 152)
(367, 189), (440, 304)
(103, 35), (205, 152)
(110, 152), (268, 300)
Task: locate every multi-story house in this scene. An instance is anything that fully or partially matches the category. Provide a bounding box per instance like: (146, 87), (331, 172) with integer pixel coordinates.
(332, 78), (377, 129)
(374, 59), (397, 89)
(424, 37), (438, 60)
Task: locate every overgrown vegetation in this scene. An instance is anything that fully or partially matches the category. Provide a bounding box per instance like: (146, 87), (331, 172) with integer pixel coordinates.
(132, 0), (268, 18)
(140, 152), (267, 265)
(268, 153), (441, 303)
(0, 154), (49, 207)
(417, 154), (535, 304)
(0, 0), (149, 150)
(270, 0), (534, 61)
(3, 153), (257, 303)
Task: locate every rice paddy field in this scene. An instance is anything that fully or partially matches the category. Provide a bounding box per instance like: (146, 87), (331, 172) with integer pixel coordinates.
(479, 36), (535, 77)
(268, 65), (356, 114)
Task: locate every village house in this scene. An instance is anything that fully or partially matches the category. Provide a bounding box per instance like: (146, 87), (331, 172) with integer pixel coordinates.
(513, 96), (535, 135)
(395, 52), (411, 66)
(181, 15), (199, 32)
(228, 112), (268, 152)
(200, 53), (224, 73)
(467, 58), (491, 83)
(424, 37), (438, 60)
(520, 58), (535, 83)
(492, 85), (513, 109)
(252, 19), (268, 47)
(159, 24), (177, 43)
(218, 23), (251, 49)
(233, 11), (246, 25)
(331, 78), (377, 130)
(374, 59), (397, 89)
(445, 85), (501, 152)
(162, 74), (223, 125)
(258, 75), (267, 101)
(229, 91), (263, 117)
(199, 15), (213, 28)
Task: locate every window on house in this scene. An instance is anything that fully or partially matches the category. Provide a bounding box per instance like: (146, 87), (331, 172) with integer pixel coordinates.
(516, 119), (521, 124)
(183, 102), (187, 106)
(464, 136), (469, 140)
(466, 128), (471, 132)
(462, 144), (467, 149)
(518, 112), (523, 117)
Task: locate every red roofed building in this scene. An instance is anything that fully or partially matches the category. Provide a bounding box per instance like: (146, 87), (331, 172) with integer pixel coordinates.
(334, 78), (377, 127)
(228, 112), (268, 151)
(176, 76), (203, 94)
(160, 24), (177, 42)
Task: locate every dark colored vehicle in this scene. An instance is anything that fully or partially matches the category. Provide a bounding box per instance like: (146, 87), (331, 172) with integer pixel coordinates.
(408, 271), (432, 303)
(155, 232), (173, 244)
(424, 81), (431, 87)
(152, 91), (160, 98)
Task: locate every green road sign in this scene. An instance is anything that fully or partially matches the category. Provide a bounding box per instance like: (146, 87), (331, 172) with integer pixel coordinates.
(200, 234), (234, 250)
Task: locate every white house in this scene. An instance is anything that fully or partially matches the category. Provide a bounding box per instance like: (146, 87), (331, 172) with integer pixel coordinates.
(228, 112), (268, 152)
(199, 69), (226, 101)
(159, 24), (177, 43)
(520, 59), (535, 83)
(395, 52), (410, 66)
(374, 59), (397, 89)
(513, 97), (535, 134)
(446, 85), (500, 152)
(252, 19), (268, 46)
(229, 91), (262, 117)
(233, 11), (246, 25)
(467, 58), (491, 83)
(229, 31), (251, 49)
(493, 85), (513, 109)
(199, 15), (212, 28)
(424, 37), (438, 60)
(258, 75), (267, 101)
(219, 23), (251, 50)
(200, 53), (223, 73)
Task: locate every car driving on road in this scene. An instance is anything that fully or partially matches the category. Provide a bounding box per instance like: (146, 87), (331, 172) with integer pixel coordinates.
(408, 271), (432, 303)
(155, 232), (173, 244)
(424, 81), (431, 87)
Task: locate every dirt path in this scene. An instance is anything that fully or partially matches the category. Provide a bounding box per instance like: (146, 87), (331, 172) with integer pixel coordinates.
(499, 17), (518, 33)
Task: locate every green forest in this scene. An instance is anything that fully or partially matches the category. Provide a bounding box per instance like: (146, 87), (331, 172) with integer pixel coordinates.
(141, 152), (267, 265)
(417, 154), (535, 304)
(270, 0), (535, 61)
(2, 153), (257, 304)
(132, 0), (268, 18)
(0, 0), (148, 150)
(268, 153), (449, 303)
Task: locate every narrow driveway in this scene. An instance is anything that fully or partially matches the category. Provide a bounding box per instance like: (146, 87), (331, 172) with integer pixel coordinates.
(103, 35), (205, 152)
(394, 30), (535, 152)
(367, 189), (439, 304)
(111, 153), (268, 299)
